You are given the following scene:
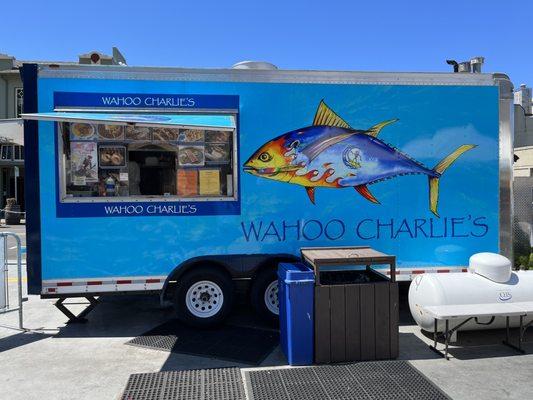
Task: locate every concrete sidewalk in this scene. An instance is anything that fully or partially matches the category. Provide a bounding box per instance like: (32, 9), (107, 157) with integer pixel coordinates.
(1, 259), (533, 399)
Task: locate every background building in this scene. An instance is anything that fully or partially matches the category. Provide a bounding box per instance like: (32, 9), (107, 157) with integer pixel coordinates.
(0, 48), (126, 214)
(513, 84), (533, 262)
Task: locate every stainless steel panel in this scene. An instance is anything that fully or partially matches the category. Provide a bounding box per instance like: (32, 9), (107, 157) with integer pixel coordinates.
(495, 74), (514, 260)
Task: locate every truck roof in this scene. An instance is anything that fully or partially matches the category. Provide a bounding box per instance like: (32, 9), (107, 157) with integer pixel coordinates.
(29, 63), (507, 87)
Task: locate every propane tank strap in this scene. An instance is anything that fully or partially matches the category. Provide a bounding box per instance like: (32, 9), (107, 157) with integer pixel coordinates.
(474, 316), (495, 325)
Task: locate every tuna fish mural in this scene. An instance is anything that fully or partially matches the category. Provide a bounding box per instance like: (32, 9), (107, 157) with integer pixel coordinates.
(243, 101), (476, 217)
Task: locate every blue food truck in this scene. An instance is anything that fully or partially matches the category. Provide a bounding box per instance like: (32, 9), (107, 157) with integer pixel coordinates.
(20, 62), (513, 326)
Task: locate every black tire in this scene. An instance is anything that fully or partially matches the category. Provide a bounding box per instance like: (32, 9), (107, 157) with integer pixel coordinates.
(251, 268), (279, 322)
(173, 267), (234, 328)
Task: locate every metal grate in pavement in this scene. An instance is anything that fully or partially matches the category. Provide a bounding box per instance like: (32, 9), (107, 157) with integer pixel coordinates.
(245, 361), (450, 400)
(121, 367), (245, 400)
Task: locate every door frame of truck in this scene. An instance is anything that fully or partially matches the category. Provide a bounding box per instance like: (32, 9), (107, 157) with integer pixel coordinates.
(21, 64), (514, 324)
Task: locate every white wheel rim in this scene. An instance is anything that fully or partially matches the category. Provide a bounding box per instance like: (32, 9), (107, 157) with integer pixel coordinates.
(185, 280), (224, 318)
(264, 280), (279, 315)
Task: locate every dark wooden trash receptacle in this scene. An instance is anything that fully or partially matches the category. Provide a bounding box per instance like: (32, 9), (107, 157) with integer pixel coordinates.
(301, 246), (399, 364)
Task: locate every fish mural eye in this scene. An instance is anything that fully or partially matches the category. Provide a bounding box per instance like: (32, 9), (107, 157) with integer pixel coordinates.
(258, 152), (273, 162)
(243, 99), (476, 216)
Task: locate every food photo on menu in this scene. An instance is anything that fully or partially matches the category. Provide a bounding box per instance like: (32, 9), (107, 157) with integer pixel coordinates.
(125, 126), (151, 141)
(178, 145), (205, 166)
(205, 130), (231, 143)
(99, 146), (127, 168)
(205, 143), (230, 162)
(179, 129), (205, 142)
(70, 123), (96, 141)
(98, 124), (125, 141)
(152, 127), (179, 142)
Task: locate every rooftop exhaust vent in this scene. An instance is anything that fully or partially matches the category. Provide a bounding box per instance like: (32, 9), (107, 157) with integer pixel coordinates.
(446, 56), (485, 73)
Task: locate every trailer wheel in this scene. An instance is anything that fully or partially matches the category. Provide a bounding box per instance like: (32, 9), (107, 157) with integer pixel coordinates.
(251, 269), (279, 321)
(174, 267), (233, 328)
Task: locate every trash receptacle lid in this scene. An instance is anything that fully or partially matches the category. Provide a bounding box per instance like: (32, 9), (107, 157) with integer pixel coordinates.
(278, 262), (315, 282)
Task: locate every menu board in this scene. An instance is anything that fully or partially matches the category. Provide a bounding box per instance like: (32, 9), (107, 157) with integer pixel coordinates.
(177, 169), (198, 197)
(70, 142), (98, 184)
(199, 169), (221, 196)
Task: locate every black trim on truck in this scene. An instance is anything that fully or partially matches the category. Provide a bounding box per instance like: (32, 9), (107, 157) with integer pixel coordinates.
(20, 63), (42, 295)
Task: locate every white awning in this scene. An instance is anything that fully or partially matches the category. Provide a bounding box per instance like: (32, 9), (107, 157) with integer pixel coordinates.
(21, 112), (235, 131)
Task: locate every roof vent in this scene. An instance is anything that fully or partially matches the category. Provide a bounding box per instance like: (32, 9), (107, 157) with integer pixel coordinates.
(470, 56), (484, 73)
(446, 56), (485, 73)
(232, 61), (278, 70)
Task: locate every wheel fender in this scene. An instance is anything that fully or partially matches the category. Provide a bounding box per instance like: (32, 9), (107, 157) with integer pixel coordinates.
(161, 258), (232, 301)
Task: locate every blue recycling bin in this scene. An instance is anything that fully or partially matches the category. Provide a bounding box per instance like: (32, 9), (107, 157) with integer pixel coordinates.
(278, 262), (315, 365)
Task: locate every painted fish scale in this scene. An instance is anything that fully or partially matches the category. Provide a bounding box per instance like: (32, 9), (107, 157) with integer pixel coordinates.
(288, 126), (437, 188)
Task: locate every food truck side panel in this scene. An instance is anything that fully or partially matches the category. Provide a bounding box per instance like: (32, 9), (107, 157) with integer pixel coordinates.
(22, 66), (507, 304)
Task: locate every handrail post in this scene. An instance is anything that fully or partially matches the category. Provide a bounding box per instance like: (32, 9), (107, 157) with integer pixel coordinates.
(0, 232), (25, 331)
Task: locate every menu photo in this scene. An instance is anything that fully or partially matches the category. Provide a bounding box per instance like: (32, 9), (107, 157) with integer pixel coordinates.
(98, 124), (125, 141)
(99, 145), (127, 168)
(179, 129), (205, 143)
(205, 143), (230, 163)
(206, 130), (231, 143)
(178, 145), (205, 166)
(69, 123), (96, 141)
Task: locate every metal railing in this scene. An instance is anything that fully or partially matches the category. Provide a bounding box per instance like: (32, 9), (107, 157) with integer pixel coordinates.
(0, 232), (25, 330)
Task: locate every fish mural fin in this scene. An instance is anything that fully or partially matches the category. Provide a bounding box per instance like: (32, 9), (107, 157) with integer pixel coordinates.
(354, 185), (380, 204)
(366, 119), (399, 137)
(429, 144), (476, 217)
(313, 100), (352, 128)
(305, 187), (316, 204)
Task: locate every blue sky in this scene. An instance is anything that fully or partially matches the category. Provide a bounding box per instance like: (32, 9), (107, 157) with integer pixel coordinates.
(2, 0), (532, 86)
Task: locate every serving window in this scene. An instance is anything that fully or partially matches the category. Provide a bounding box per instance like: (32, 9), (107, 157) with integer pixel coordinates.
(57, 118), (237, 202)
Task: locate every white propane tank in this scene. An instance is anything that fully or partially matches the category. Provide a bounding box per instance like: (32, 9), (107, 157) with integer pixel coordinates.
(409, 253), (533, 332)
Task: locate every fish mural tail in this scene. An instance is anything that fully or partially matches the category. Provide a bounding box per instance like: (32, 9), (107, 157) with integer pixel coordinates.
(429, 144), (476, 217)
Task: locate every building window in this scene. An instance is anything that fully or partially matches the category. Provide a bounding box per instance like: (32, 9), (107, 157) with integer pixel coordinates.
(15, 88), (23, 118)
(0, 144), (24, 161)
(14, 145), (24, 161)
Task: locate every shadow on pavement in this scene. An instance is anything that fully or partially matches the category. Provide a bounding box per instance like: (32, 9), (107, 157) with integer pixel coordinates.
(0, 331), (52, 353)
(53, 295), (174, 338)
(419, 327), (533, 360)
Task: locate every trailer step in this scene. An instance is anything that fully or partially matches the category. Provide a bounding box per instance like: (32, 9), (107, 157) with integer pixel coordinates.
(54, 296), (98, 324)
